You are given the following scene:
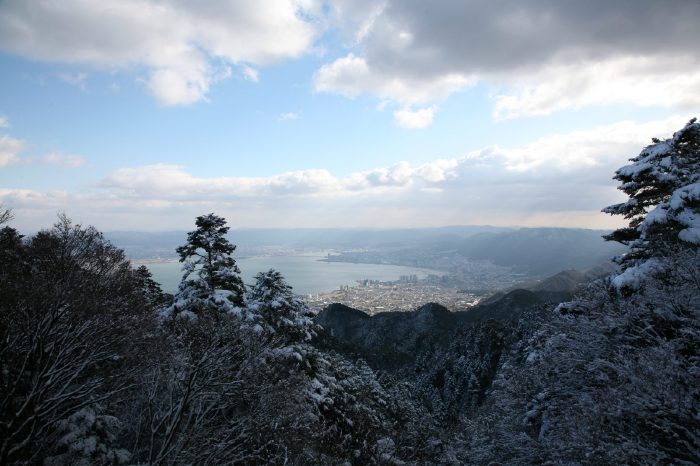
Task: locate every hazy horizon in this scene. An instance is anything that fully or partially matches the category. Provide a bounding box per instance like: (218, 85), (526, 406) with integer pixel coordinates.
(9, 218), (624, 235)
(107, 224), (614, 233)
(8, 224), (617, 237)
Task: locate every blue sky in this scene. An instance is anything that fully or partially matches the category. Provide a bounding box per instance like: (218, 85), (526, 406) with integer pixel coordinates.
(1, 0), (699, 231)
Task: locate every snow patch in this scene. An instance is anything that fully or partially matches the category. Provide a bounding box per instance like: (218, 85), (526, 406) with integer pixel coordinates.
(612, 258), (665, 290)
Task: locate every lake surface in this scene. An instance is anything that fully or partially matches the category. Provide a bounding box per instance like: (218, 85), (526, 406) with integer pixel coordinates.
(137, 253), (438, 295)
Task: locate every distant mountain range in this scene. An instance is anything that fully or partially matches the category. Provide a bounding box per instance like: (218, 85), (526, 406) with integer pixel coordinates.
(453, 227), (625, 275)
(322, 227), (626, 277)
(107, 227), (626, 282)
(105, 225), (512, 259)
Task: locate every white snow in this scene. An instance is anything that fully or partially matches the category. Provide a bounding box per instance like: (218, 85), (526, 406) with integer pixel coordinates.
(642, 205), (669, 226)
(679, 227), (700, 244)
(612, 258), (665, 290)
(617, 161), (653, 177)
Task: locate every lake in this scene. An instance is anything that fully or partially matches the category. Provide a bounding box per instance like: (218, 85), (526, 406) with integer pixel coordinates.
(136, 253), (438, 295)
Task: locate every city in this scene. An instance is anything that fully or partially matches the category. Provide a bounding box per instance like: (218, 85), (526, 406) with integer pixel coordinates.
(306, 268), (521, 314)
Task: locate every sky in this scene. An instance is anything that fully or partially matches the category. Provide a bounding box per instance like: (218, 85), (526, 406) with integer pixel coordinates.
(1, 0), (699, 231)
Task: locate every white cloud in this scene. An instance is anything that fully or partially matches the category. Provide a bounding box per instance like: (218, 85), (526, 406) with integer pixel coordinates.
(0, 115), (9, 128)
(313, 53), (471, 106)
(243, 66), (259, 82)
(492, 56), (700, 120)
(92, 115), (695, 228)
(42, 152), (86, 168)
(58, 72), (88, 90)
(3, 116), (693, 230)
(278, 112), (300, 121)
(313, 54), (371, 98)
(100, 164), (339, 199)
(147, 66), (212, 106)
(480, 117), (687, 173)
(98, 155), (464, 202)
(0, 134), (26, 167)
(393, 106), (435, 129)
(0, 188), (70, 208)
(0, 130), (87, 168)
(0, 0), (320, 105)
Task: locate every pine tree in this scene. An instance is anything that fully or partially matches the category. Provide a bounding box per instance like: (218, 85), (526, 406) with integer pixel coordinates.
(247, 269), (315, 343)
(170, 213), (245, 316)
(603, 117), (700, 287)
(133, 265), (169, 308)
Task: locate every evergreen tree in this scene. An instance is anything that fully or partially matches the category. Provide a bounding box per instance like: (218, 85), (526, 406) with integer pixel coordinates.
(247, 269), (316, 343)
(133, 265), (169, 308)
(170, 213), (245, 316)
(603, 117), (700, 287)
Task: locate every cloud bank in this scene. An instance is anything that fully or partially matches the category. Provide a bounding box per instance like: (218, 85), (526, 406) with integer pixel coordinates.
(2, 1), (697, 122)
(316, 0), (700, 124)
(2, 116), (690, 231)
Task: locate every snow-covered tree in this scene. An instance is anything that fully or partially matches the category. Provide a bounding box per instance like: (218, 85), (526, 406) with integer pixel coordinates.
(133, 264), (169, 308)
(124, 315), (274, 465)
(457, 121), (700, 463)
(3, 214), (438, 465)
(44, 405), (130, 466)
(247, 269), (316, 343)
(169, 213), (245, 317)
(603, 117), (700, 288)
(0, 215), (158, 464)
(0, 204), (12, 226)
(471, 275), (700, 465)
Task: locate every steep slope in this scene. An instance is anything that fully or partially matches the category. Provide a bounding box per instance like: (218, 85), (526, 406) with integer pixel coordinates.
(315, 302), (460, 368)
(314, 288), (547, 370)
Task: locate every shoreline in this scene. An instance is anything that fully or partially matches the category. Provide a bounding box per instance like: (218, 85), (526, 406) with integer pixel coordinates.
(131, 249), (342, 266)
(131, 253), (448, 296)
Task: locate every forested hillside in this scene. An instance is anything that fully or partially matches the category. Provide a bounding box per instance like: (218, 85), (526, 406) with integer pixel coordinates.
(1, 119), (698, 464)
